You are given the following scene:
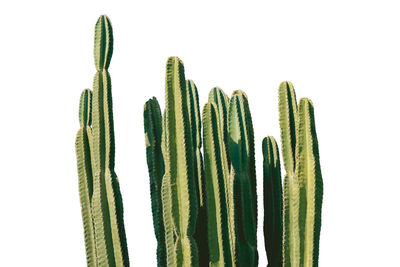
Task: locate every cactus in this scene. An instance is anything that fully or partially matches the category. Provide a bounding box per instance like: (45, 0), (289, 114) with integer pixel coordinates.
(76, 89), (97, 267)
(144, 98), (166, 267)
(279, 81), (323, 267)
(262, 136), (283, 267)
(75, 15), (129, 267)
(186, 80), (209, 267)
(162, 57), (199, 267)
(202, 102), (233, 267)
(228, 90), (258, 267)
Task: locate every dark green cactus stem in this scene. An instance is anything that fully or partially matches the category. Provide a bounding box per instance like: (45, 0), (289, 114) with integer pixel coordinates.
(296, 98), (323, 267)
(203, 102), (234, 267)
(262, 136), (283, 267)
(186, 80), (209, 266)
(144, 98), (166, 267)
(162, 57), (199, 267)
(90, 15), (129, 267)
(228, 90), (257, 267)
(279, 81), (323, 267)
(76, 89), (97, 267)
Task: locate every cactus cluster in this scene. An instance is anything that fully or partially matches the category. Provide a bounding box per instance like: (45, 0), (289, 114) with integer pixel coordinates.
(144, 61), (323, 266)
(75, 14), (324, 267)
(144, 57), (260, 266)
(75, 15), (129, 267)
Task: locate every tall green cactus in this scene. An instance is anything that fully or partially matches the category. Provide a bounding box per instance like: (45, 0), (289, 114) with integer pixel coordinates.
(75, 15), (129, 267)
(262, 136), (283, 267)
(162, 57), (199, 267)
(144, 98), (166, 267)
(186, 80), (209, 267)
(76, 89), (97, 267)
(202, 102), (233, 267)
(279, 81), (323, 267)
(228, 90), (258, 267)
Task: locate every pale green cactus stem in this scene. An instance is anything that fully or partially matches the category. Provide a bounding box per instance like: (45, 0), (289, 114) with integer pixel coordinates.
(90, 15), (129, 267)
(279, 81), (300, 267)
(228, 90), (257, 267)
(76, 89), (97, 267)
(279, 81), (323, 267)
(160, 112), (176, 267)
(162, 57), (199, 267)
(262, 136), (283, 267)
(186, 80), (209, 266)
(208, 87), (230, 165)
(144, 97), (166, 267)
(207, 88), (237, 267)
(203, 102), (234, 267)
(296, 98), (323, 267)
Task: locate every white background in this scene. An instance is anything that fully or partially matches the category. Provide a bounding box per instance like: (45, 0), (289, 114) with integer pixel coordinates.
(0, 0), (399, 266)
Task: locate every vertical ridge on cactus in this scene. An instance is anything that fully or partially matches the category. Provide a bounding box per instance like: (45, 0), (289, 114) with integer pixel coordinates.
(262, 136), (283, 267)
(76, 15), (129, 267)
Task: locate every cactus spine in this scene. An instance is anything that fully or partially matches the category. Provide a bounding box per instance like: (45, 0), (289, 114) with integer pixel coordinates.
(144, 98), (166, 267)
(262, 136), (283, 267)
(279, 81), (323, 267)
(75, 15), (129, 267)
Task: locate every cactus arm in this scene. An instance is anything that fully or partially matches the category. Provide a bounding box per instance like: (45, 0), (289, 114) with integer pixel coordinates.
(208, 87), (230, 155)
(279, 81), (300, 267)
(160, 112), (177, 267)
(144, 98), (166, 267)
(90, 15), (129, 267)
(76, 89), (97, 267)
(278, 81), (298, 173)
(164, 57), (198, 267)
(186, 80), (209, 266)
(296, 98), (323, 267)
(203, 102), (234, 267)
(262, 136), (283, 267)
(228, 92), (257, 266)
(236, 90), (257, 235)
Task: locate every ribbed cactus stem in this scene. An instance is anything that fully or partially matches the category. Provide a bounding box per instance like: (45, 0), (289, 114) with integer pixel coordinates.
(279, 82), (323, 267)
(228, 90), (257, 267)
(262, 136), (283, 267)
(144, 97), (166, 267)
(208, 87), (230, 164)
(203, 102), (233, 267)
(76, 89), (97, 267)
(186, 80), (209, 266)
(296, 98), (323, 267)
(90, 15), (129, 267)
(163, 57), (198, 267)
(279, 81), (300, 267)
